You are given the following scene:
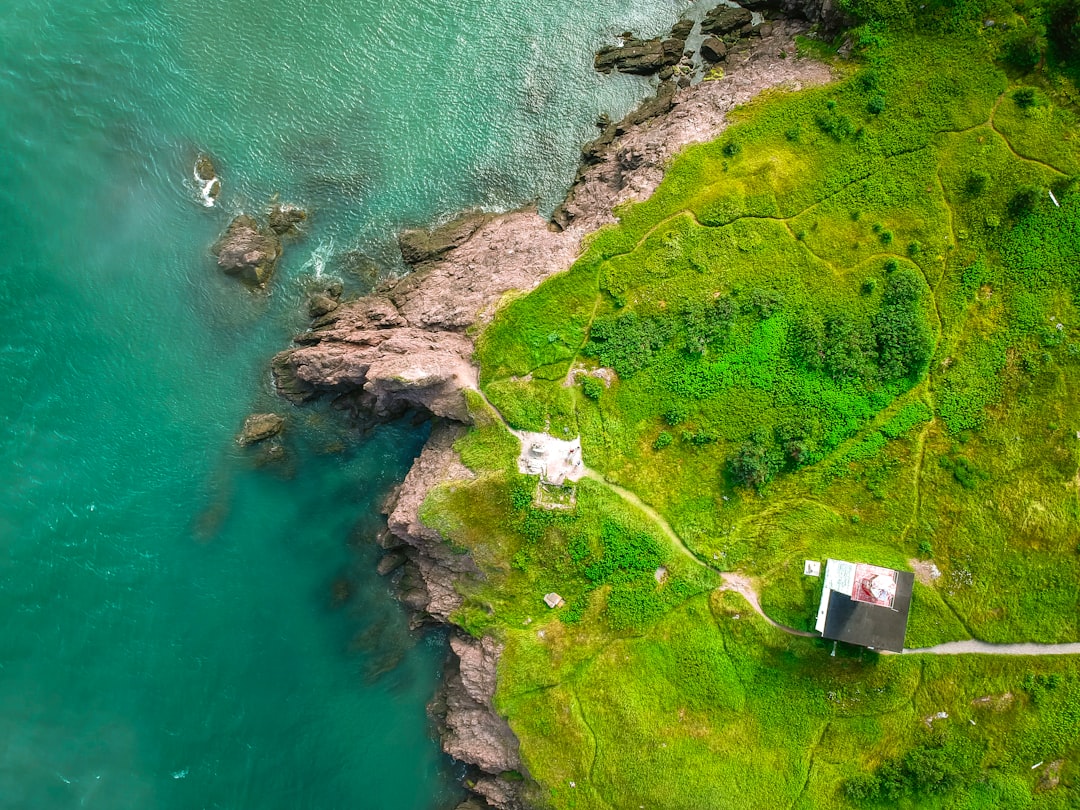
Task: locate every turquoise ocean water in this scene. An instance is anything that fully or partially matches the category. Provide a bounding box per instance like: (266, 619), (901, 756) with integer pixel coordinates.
(0, 0), (688, 807)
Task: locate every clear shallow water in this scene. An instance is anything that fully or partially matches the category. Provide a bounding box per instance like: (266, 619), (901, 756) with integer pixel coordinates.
(0, 0), (690, 807)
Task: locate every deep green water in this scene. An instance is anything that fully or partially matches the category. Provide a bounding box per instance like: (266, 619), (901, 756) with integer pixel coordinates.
(0, 0), (689, 807)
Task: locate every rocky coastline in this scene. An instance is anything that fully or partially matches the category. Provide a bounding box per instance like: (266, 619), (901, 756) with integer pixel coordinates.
(270, 11), (835, 809)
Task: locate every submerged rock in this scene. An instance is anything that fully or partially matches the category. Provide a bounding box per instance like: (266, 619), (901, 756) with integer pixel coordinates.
(213, 214), (283, 287)
(237, 412), (285, 446)
(267, 202), (307, 235)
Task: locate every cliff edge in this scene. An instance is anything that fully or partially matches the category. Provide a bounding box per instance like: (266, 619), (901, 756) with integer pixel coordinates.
(271, 16), (833, 810)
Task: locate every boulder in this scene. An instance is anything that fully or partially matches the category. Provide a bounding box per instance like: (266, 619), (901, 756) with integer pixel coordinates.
(701, 36), (728, 62)
(701, 5), (753, 36)
(377, 551), (408, 576)
(670, 18), (694, 39)
(267, 203), (307, 235)
(193, 153), (220, 205)
(594, 35), (684, 75)
(307, 293), (339, 318)
(237, 412), (285, 446)
(213, 214), (282, 287)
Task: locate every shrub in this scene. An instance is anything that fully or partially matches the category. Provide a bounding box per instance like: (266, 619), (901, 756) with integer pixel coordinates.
(581, 376), (603, 400)
(965, 170), (989, 196)
(722, 140), (741, 157)
(664, 404), (689, 425)
(729, 435), (782, 490)
(682, 429), (717, 446)
(653, 431), (673, 450)
(1012, 87), (1037, 108)
(880, 229), (894, 245)
(681, 297), (734, 356)
(867, 94), (886, 114)
(874, 268), (933, 380)
(583, 311), (672, 378)
(1001, 29), (1043, 71)
(1008, 186), (1040, 219)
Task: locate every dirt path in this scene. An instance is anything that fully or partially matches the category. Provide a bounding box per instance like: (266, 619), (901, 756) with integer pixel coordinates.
(904, 640), (1080, 656)
(719, 573), (818, 638)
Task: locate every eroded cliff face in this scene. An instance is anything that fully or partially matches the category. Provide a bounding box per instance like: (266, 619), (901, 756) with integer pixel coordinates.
(270, 16), (833, 810)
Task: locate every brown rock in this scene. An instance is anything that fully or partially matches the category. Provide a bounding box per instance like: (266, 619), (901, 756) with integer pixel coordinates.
(213, 214), (282, 287)
(237, 413), (285, 446)
(307, 293), (339, 318)
(701, 5), (753, 36)
(701, 36), (728, 62)
(194, 153), (216, 183)
(398, 211), (497, 267)
(376, 551), (407, 576)
(594, 36), (684, 75)
(434, 633), (521, 775)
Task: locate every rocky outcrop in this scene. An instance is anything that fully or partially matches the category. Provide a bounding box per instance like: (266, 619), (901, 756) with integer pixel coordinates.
(744, 0), (850, 34)
(236, 413), (285, 446)
(431, 634), (524, 810)
(271, 295), (478, 422)
(213, 214), (282, 287)
(194, 153), (221, 206)
(267, 202), (306, 235)
(554, 19), (833, 232)
(594, 34), (684, 75)
(702, 5), (754, 37)
(272, 18), (835, 809)
(385, 421), (476, 622)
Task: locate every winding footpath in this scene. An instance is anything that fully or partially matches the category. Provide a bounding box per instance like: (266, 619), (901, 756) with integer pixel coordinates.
(481, 388), (1080, 657)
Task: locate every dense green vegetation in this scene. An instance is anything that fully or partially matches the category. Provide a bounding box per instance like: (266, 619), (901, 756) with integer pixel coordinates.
(425, 3), (1080, 807)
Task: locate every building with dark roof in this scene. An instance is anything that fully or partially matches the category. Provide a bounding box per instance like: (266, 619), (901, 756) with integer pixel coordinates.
(814, 559), (914, 653)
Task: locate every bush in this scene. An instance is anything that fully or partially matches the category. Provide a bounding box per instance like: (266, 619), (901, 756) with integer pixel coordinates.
(722, 140), (741, 157)
(1008, 186), (1040, 219)
(1002, 28), (1043, 71)
(653, 431), (673, 450)
(867, 94), (886, 114)
(965, 170), (989, 196)
(581, 376), (603, 400)
(729, 435), (782, 490)
(664, 405), (688, 425)
(583, 311), (672, 378)
(1012, 87), (1037, 109)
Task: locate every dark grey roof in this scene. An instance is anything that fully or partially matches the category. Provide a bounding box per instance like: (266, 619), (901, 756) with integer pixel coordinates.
(821, 571), (914, 652)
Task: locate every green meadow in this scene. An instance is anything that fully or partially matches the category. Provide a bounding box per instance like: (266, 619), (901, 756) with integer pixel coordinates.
(428, 1), (1080, 806)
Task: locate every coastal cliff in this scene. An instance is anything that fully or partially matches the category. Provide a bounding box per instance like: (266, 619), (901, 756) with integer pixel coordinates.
(271, 15), (832, 809)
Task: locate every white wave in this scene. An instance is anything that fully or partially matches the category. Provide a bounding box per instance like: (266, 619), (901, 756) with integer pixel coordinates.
(301, 237), (335, 280)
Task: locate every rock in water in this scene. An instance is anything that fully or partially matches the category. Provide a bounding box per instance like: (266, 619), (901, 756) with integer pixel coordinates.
(193, 153), (221, 206)
(237, 413), (285, 446)
(213, 214), (282, 287)
(267, 203), (307, 235)
(594, 35), (684, 75)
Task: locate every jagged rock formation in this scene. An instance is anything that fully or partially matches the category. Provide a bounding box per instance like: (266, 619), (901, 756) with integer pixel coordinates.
(594, 27), (688, 75)
(431, 634), (524, 810)
(213, 214), (282, 287)
(271, 14), (835, 808)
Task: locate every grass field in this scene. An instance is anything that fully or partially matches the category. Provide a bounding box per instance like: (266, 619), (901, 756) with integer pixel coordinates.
(426, 3), (1080, 806)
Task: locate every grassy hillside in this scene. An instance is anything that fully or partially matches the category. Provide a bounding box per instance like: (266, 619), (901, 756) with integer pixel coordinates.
(428, 4), (1080, 807)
